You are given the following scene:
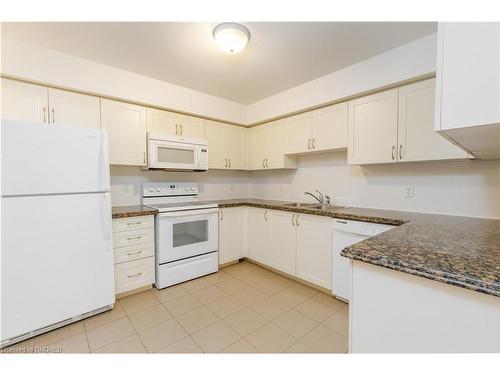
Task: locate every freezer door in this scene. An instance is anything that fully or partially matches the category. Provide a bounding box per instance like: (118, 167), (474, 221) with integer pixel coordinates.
(1, 193), (115, 342)
(1, 120), (110, 196)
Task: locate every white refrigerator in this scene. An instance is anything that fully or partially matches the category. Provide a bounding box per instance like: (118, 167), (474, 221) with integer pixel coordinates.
(1, 120), (115, 347)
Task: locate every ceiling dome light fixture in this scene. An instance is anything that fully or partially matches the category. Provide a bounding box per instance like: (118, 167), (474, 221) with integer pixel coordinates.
(213, 23), (250, 54)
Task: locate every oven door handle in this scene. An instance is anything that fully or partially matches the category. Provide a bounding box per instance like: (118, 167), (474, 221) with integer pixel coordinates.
(158, 208), (219, 218)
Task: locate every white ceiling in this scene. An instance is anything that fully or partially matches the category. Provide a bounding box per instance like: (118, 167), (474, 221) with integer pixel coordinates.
(2, 22), (437, 104)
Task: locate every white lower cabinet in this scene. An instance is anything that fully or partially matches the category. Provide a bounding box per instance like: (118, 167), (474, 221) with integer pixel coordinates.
(268, 210), (296, 275)
(295, 214), (332, 289)
(218, 207), (246, 265)
(247, 208), (270, 264)
(112, 215), (155, 295)
(245, 208), (332, 290)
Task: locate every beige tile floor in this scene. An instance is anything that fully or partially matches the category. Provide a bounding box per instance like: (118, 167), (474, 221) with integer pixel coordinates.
(2, 260), (348, 354)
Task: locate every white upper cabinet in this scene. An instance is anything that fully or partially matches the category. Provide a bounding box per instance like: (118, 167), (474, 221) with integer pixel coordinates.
(285, 103), (348, 154)
(101, 99), (147, 166)
(284, 113), (312, 154)
(250, 120), (297, 170)
(1, 78), (48, 124)
(398, 79), (468, 162)
(205, 120), (246, 170)
(435, 23), (500, 159)
(146, 108), (205, 139)
(348, 88), (399, 164)
(47, 88), (100, 128)
(311, 102), (348, 151)
(348, 79), (469, 165)
(436, 23), (500, 131)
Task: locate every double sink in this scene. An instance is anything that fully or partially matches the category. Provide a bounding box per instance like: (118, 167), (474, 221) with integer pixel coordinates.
(281, 202), (346, 211)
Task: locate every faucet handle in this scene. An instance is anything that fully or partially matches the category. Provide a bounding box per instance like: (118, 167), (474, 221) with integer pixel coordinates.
(315, 190), (324, 202)
(325, 195), (331, 204)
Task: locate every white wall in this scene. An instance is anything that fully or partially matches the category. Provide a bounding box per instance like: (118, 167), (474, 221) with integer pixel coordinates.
(0, 37), (247, 124)
(111, 154), (500, 219)
(246, 34), (437, 124)
(110, 166), (251, 206)
(250, 152), (500, 219)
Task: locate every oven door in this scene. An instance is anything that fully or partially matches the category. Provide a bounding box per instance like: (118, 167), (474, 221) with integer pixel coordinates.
(149, 139), (198, 170)
(156, 208), (219, 264)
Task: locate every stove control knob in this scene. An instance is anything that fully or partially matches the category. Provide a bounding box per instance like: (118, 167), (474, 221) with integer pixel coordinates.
(156, 187), (161, 192)
(185, 187), (189, 191)
(149, 187), (154, 192)
(191, 188), (195, 191)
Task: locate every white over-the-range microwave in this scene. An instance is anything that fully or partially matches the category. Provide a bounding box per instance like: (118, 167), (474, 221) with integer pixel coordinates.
(143, 133), (208, 171)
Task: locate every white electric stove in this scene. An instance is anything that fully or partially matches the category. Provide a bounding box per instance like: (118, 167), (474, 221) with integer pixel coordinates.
(143, 182), (219, 288)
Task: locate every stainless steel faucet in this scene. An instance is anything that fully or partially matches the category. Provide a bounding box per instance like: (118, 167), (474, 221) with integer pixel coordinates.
(304, 190), (331, 205)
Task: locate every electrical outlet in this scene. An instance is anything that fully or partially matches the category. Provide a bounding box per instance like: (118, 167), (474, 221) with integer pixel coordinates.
(404, 185), (414, 198)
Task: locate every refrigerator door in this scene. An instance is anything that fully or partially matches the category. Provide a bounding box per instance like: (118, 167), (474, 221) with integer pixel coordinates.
(1, 120), (110, 196)
(1, 193), (115, 342)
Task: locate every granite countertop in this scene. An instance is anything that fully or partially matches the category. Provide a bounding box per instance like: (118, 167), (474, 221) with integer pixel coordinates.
(212, 198), (500, 297)
(111, 205), (158, 219)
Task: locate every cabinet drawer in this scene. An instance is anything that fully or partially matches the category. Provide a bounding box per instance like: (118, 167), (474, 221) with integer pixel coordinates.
(113, 228), (154, 248)
(112, 215), (154, 233)
(114, 257), (154, 294)
(114, 242), (154, 264)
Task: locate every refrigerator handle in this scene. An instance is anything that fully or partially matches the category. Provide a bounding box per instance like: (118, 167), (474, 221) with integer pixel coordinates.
(100, 193), (113, 251)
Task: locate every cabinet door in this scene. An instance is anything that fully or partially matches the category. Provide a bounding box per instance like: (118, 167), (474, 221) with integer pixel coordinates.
(146, 108), (178, 135)
(268, 210), (296, 275)
(252, 125), (268, 170)
(178, 114), (205, 139)
(284, 113), (312, 154)
(205, 120), (227, 169)
(101, 99), (147, 166)
(296, 214), (332, 289)
(266, 120), (285, 169)
(219, 208), (245, 265)
(247, 209), (269, 264)
(225, 125), (246, 170)
(436, 23), (500, 131)
(312, 102), (348, 151)
(398, 79), (468, 162)
(348, 89), (398, 165)
(1, 78), (48, 123)
(48, 88), (100, 128)
(245, 127), (254, 170)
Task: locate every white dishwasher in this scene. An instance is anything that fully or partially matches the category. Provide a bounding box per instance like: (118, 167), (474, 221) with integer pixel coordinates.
(332, 219), (394, 302)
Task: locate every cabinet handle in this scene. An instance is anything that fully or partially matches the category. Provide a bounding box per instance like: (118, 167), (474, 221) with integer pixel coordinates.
(126, 250), (143, 256)
(228, 158), (231, 168)
(126, 236), (142, 241)
(180, 125), (183, 136)
(265, 158), (269, 168)
(127, 272), (143, 278)
(263, 159), (266, 168)
(51, 108), (55, 124)
(312, 138), (315, 149)
(391, 145), (395, 161)
(296, 215), (299, 226)
(126, 222), (142, 226)
(225, 158), (228, 168)
(308, 138), (311, 150)
(43, 107), (47, 123)
(175, 124), (178, 135)
(220, 210), (223, 221)
(292, 214), (295, 226)
(264, 210), (268, 221)
(399, 144), (403, 160)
